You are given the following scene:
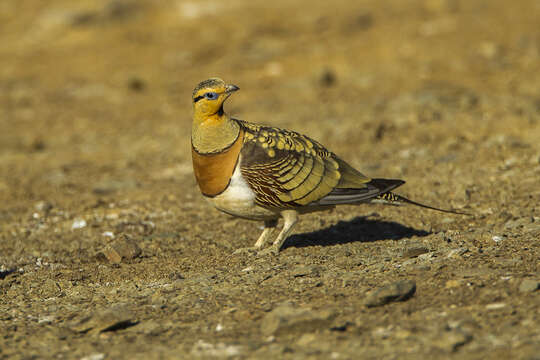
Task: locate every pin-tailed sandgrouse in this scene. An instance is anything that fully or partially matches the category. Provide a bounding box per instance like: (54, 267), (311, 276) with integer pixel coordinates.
(191, 78), (465, 254)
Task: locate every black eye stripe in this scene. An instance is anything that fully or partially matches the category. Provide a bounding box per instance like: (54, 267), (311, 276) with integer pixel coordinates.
(194, 91), (220, 102)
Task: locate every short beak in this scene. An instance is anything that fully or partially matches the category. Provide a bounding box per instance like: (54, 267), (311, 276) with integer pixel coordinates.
(225, 84), (240, 93)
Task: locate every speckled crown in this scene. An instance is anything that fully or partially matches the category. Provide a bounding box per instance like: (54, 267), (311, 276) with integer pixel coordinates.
(192, 78), (225, 96)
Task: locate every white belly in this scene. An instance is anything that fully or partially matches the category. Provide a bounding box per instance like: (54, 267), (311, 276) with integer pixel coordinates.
(208, 159), (277, 220)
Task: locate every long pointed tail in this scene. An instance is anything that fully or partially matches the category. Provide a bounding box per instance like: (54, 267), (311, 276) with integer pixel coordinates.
(376, 192), (470, 216)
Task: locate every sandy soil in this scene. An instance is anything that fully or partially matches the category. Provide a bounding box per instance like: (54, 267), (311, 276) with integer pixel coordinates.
(1, 0), (539, 359)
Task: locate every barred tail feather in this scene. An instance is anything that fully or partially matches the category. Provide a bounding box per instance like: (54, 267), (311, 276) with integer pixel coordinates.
(316, 178), (404, 206)
(377, 192), (470, 215)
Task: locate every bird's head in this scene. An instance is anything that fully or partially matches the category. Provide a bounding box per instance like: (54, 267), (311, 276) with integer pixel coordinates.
(192, 78), (239, 117)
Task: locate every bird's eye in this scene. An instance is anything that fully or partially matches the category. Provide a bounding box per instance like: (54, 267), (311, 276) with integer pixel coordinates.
(204, 92), (218, 100)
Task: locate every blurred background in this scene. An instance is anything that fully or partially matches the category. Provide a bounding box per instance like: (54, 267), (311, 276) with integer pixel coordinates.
(1, 0), (539, 358)
(1, 0), (539, 206)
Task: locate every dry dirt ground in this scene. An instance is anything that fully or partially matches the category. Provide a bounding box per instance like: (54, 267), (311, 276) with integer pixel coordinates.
(1, 0), (539, 359)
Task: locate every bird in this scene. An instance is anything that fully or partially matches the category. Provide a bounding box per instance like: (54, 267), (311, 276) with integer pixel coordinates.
(191, 78), (466, 254)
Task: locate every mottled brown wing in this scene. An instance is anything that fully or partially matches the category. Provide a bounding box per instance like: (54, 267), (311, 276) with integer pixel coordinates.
(237, 120), (374, 209)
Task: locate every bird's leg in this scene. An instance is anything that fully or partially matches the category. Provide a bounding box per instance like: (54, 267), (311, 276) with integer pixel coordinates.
(262, 210), (298, 255)
(253, 219), (278, 248)
(233, 219), (278, 255)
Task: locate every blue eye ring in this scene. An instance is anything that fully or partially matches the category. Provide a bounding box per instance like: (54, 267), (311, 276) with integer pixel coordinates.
(204, 92), (219, 100)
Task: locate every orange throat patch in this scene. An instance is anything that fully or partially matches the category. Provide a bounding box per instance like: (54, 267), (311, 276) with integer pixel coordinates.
(192, 130), (244, 197)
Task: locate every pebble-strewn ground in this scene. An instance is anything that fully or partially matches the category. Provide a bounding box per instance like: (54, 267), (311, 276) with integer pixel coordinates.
(1, 0), (539, 359)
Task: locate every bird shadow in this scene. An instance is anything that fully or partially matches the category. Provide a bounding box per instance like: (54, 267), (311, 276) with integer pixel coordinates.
(283, 216), (430, 249)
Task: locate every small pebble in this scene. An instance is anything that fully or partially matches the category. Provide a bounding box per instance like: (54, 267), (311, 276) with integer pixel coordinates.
(485, 303), (506, 310)
(291, 265), (320, 277)
(261, 303), (335, 336)
(70, 306), (136, 334)
(71, 219), (87, 230)
(102, 231), (115, 238)
(519, 279), (539, 293)
(127, 77), (146, 92)
(319, 69), (337, 87)
(191, 340), (242, 357)
(447, 248), (469, 258)
(434, 328), (472, 352)
(81, 354), (105, 360)
(402, 246), (430, 258)
(364, 280), (416, 307)
(38, 315), (55, 324)
(445, 279), (462, 288)
(35, 201), (53, 212)
(101, 238), (142, 264)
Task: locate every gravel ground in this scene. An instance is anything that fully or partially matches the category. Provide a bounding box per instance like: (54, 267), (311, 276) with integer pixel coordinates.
(1, 0), (539, 359)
